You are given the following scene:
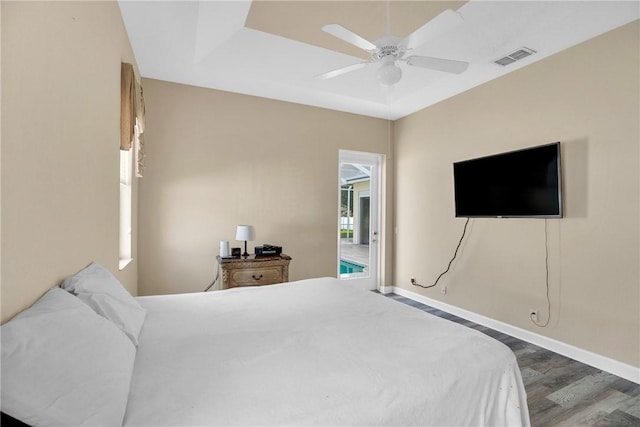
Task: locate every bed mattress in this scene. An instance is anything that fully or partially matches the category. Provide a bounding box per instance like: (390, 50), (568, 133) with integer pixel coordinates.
(125, 277), (530, 426)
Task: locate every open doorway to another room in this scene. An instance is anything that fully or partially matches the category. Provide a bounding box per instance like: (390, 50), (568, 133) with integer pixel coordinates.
(338, 150), (381, 291)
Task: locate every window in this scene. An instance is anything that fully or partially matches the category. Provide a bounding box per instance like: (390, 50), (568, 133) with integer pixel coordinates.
(119, 62), (145, 270)
(119, 147), (133, 270)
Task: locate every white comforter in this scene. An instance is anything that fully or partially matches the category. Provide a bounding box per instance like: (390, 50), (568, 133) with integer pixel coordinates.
(125, 277), (530, 426)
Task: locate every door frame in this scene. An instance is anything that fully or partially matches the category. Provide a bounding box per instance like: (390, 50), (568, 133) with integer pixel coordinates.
(338, 150), (382, 291)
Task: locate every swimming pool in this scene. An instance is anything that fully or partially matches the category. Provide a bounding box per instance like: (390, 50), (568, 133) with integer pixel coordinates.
(340, 259), (365, 275)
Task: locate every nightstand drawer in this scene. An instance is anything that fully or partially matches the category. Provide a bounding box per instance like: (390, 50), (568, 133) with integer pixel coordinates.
(230, 266), (283, 287)
(217, 254), (291, 290)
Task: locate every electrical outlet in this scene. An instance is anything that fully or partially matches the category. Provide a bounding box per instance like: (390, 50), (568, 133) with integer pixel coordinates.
(529, 309), (538, 322)
(441, 286), (447, 295)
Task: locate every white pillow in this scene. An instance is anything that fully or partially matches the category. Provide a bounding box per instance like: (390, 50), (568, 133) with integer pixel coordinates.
(0, 287), (136, 426)
(61, 262), (146, 345)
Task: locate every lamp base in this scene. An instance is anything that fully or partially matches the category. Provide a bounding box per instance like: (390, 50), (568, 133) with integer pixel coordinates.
(242, 241), (249, 258)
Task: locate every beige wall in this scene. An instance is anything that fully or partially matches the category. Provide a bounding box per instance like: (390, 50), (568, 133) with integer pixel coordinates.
(394, 21), (639, 367)
(1, 1), (139, 322)
(138, 79), (392, 295)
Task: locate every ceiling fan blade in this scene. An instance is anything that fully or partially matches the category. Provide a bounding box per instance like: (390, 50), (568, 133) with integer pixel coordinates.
(316, 61), (370, 80)
(401, 9), (463, 50)
(322, 24), (377, 51)
(405, 56), (469, 74)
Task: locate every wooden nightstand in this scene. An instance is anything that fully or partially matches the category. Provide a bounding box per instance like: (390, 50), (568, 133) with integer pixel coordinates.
(217, 254), (291, 289)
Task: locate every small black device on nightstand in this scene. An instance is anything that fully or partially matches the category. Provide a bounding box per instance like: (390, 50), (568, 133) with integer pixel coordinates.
(255, 244), (282, 256)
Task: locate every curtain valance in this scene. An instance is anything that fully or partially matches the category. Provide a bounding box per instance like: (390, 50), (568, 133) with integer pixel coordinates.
(120, 62), (146, 176)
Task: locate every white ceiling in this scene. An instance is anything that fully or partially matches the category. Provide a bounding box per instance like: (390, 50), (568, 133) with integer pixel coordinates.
(118, 1), (639, 120)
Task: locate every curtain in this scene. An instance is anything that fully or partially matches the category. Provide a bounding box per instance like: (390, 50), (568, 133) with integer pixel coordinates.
(120, 63), (136, 151)
(135, 82), (146, 177)
(121, 62), (147, 177)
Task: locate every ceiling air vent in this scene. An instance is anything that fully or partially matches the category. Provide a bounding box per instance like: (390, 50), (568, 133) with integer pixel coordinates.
(493, 47), (536, 66)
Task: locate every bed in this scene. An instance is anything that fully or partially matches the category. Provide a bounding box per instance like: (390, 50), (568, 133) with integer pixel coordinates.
(1, 263), (530, 426)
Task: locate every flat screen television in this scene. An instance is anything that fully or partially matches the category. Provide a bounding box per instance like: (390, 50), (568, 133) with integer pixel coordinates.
(453, 142), (562, 218)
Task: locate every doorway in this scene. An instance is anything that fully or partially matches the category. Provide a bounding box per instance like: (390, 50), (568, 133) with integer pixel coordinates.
(338, 150), (382, 291)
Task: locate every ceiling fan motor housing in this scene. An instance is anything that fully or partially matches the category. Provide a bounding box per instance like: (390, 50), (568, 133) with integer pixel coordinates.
(371, 35), (405, 61)
(373, 46), (401, 61)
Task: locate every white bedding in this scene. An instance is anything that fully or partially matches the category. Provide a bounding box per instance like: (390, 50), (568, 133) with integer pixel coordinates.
(125, 277), (530, 426)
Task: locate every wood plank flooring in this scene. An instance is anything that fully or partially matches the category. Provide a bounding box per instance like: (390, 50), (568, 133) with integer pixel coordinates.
(384, 293), (640, 427)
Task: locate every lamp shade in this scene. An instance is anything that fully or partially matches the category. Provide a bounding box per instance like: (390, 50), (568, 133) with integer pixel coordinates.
(235, 225), (255, 242)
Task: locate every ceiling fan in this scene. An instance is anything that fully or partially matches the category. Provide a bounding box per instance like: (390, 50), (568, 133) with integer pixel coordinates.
(316, 5), (469, 87)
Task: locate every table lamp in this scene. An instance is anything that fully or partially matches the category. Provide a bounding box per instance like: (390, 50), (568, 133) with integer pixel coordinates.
(235, 225), (255, 258)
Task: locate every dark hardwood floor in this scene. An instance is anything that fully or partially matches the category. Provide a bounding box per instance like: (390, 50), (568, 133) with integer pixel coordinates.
(384, 294), (640, 427)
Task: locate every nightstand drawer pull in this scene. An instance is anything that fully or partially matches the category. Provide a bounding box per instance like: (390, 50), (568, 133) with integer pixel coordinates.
(252, 274), (263, 281)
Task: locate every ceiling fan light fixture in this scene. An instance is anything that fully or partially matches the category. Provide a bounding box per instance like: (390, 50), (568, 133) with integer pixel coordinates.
(376, 61), (402, 86)
(319, 7), (467, 86)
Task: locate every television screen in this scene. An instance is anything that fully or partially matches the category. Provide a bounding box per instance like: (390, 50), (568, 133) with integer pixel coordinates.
(453, 142), (562, 218)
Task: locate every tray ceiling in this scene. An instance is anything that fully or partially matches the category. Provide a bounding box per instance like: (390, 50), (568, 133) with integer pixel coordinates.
(119, 1), (639, 120)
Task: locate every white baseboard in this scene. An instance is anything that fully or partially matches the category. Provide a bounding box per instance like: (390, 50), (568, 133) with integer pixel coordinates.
(391, 286), (640, 384)
(378, 285), (394, 295)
